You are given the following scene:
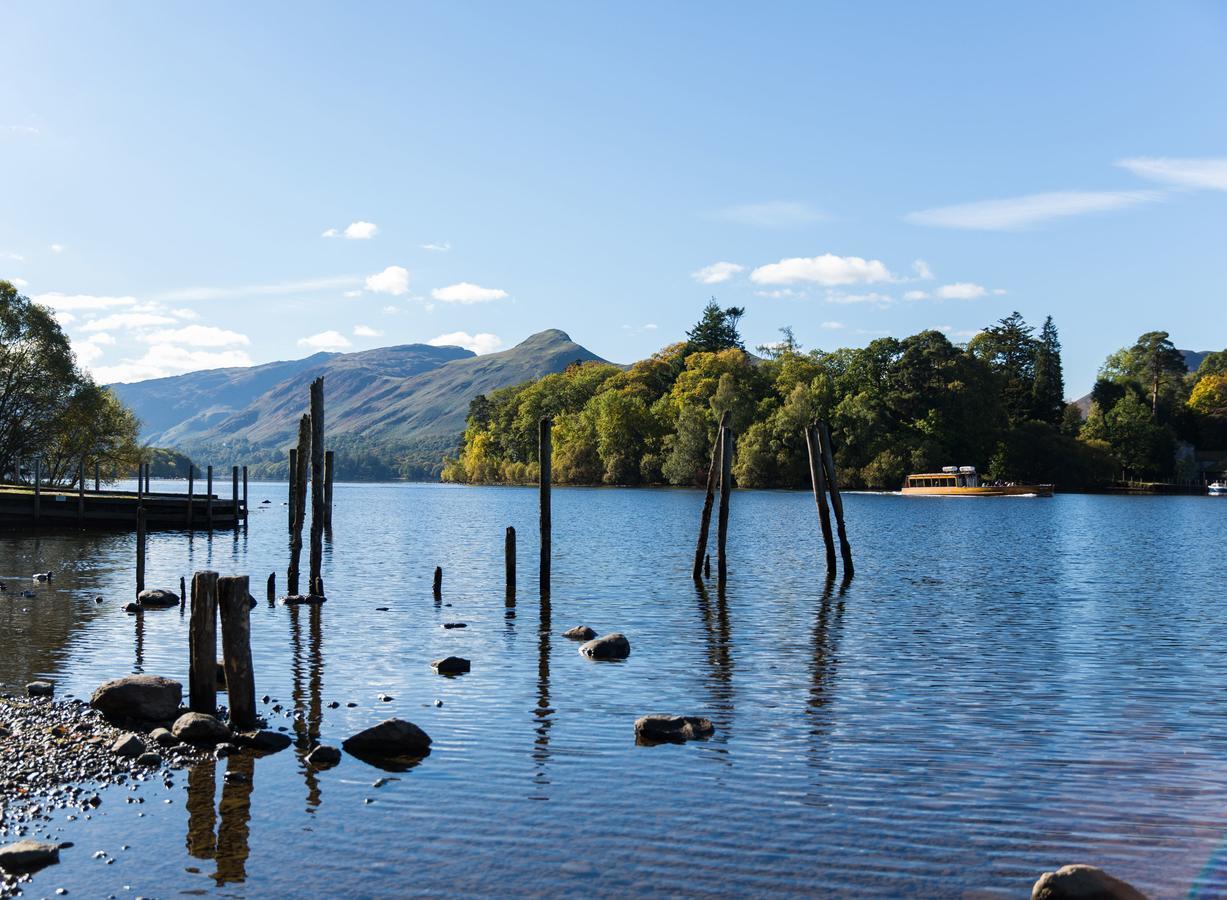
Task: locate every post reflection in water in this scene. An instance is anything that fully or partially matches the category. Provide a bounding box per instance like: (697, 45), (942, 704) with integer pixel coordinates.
(531, 592), (552, 798)
(693, 580), (735, 733)
(807, 574), (850, 736)
(132, 609), (145, 673)
(289, 600), (326, 810)
(184, 753), (256, 885)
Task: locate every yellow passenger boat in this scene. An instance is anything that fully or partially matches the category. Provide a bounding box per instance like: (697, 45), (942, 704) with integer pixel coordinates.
(902, 466), (1053, 497)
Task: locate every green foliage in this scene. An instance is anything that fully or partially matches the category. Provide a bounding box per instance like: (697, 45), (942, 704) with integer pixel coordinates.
(685, 299), (745, 353)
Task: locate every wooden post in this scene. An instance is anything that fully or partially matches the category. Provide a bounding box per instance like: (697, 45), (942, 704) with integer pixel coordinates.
(323, 450), (334, 528)
(704, 553), (711, 579)
(805, 425), (837, 576)
(309, 377), (325, 595)
(717, 423), (733, 584)
(433, 566), (442, 600)
(218, 575), (256, 731)
(137, 463), (144, 505)
(505, 526), (516, 599)
(145, 462), (151, 494)
(288, 449), (297, 532)
(77, 458), (85, 525)
(693, 410), (730, 579)
(287, 414), (311, 596)
(33, 459), (40, 523)
(189, 570), (219, 714)
(94, 462), (100, 491)
(539, 416), (552, 597)
(180, 575), (186, 607)
(136, 506), (146, 598)
(241, 465), (248, 519)
(231, 465), (239, 526)
(266, 572), (275, 603)
(817, 421), (854, 576)
(206, 465), (214, 530)
(187, 464), (194, 528)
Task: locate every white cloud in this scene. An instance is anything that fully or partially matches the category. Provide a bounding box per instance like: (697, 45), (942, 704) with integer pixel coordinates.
(353, 324), (382, 337)
(905, 190), (1161, 230)
(49, 244), (64, 254)
(751, 253), (894, 286)
(1117, 157), (1227, 191)
(820, 321), (845, 329)
(934, 282), (988, 300)
(430, 282), (508, 304)
(755, 288), (802, 299)
(170, 307), (198, 319)
(343, 290), (362, 298)
(155, 275), (361, 303)
(691, 261), (745, 284)
(88, 332), (117, 345)
(297, 330), (352, 351)
(716, 201), (826, 227)
(141, 325), (250, 347)
(826, 291), (893, 305)
(992, 288), (1007, 295)
(2, 125), (39, 136)
(344, 221), (378, 239)
(428, 331), (503, 355)
(382, 305), (400, 315)
(92, 346), (253, 384)
(365, 265), (410, 296)
(32, 292), (137, 312)
(420, 242), (451, 252)
(82, 312), (177, 331)
(73, 340), (105, 365)
(53, 311), (75, 325)
(321, 228), (339, 238)
(11, 277), (28, 288)
(904, 290), (929, 301)
(912, 259), (934, 280)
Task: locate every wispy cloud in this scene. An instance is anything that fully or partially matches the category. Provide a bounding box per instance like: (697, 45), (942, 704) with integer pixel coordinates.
(716, 200), (826, 227)
(751, 254), (894, 286)
(323, 221), (379, 239)
(139, 325), (250, 347)
(428, 331), (503, 354)
(365, 266), (410, 296)
(82, 312), (177, 332)
(1117, 156), (1227, 191)
(32, 292), (138, 312)
(912, 259), (934, 280)
(93, 348), (253, 384)
(420, 242), (451, 252)
(297, 330), (352, 351)
(2, 125), (39, 136)
(431, 282), (508, 304)
(933, 282), (988, 300)
(691, 261), (745, 285)
(49, 244), (64, 254)
(353, 324), (382, 337)
(826, 291), (893, 306)
(155, 275), (361, 303)
(820, 321), (845, 329)
(905, 190), (1161, 230)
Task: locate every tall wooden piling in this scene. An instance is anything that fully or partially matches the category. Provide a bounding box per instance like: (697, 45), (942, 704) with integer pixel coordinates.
(805, 425), (837, 575)
(323, 451), (334, 528)
(817, 421), (854, 576)
(137, 463), (144, 505)
(189, 570), (219, 714)
(231, 466), (239, 526)
(33, 459), (40, 523)
(287, 414), (311, 596)
(505, 526), (516, 600)
(218, 575), (256, 730)
(288, 449), (297, 532)
(206, 465), (214, 530)
(187, 465), (194, 528)
(433, 566), (443, 600)
(94, 462), (100, 491)
(266, 572), (275, 603)
(180, 575), (186, 607)
(693, 410), (730, 579)
(539, 417), (552, 597)
(716, 423), (733, 583)
(309, 377), (325, 596)
(77, 458), (85, 525)
(145, 463), (151, 494)
(136, 506), (146, 598)
(241, 466), (248, 519)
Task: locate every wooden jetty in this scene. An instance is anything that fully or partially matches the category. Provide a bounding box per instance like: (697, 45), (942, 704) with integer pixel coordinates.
(0, 482), (243, 530)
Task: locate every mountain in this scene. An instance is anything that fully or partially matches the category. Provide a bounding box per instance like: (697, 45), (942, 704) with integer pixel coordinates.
(109, 329), (609, 479)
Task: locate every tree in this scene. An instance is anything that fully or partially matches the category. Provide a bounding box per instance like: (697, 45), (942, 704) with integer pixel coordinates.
(1031, 316), (1065, 426)
(756, 326), (801, 359)
(1196, 351), (1227, 379)
(685, 299), (745, 353)
(968, 311), (1037, 425)
(1189, 373), (1227, 418)
(1129, 331), (1186, 416)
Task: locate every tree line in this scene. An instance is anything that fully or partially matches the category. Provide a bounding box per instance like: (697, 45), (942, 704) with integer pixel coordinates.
(443, 300), (1226, 490)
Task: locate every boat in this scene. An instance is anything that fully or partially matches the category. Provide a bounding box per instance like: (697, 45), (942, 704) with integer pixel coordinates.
(1209, 481), (1227, 496)
(901, 466), (1053, 497)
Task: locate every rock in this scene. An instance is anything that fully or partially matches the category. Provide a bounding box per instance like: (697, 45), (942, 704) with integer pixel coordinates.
(123, 602), (140, 614)
(0, 839), (61, 873)
(110, 733), (146, 758)
(579, 633), (631, 660)
(431, 656), (471, 675)
(306, 745), (342, 767)
(343, 718), (432, 758)
(135, 752), (163, 767)
(149, 727), (178, 747)
(172, 712), (231, 744)
(634, 714), (715, 744)
(1032, 865), (1148, 900)
(26, 680), (54, 697)
(136, 588), (179, 608)
(562, 625), (597, 641)
(91, 675), (182, 723)
(235, 730), (292, 753)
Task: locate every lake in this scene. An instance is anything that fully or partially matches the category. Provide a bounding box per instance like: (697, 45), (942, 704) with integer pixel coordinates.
(1, 483), (1225, 897)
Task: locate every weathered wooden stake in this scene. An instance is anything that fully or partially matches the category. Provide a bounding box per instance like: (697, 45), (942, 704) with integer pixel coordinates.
(187, 464), (194, 528)
(77, 458), (85, 525)
(309, 377), (325, 596)
(218, 575), (256, 730)
(241, 465), (248, 519)
(231, 465), (239, 527)
(817, 421), (854, 576)
(805, 425), (837, 576)
(145, 462), (151, 494)
(433, 566), (443, 600)
(206, 465), (214, 530)
(94, 462), (100, 491)
(136, 506), (146, 598)
(137, 463), (144, 505)
(693, 410), (730, 579)
(266, 572), (275, 602)
(323, 450), (334, 528)
(33, 459), (39, 523)
(189, 570), (219, 714)
(288, 449), (297, 532)
(287, 414), (311, 596)
(539, 416), (552, 597)
(505, 526), (516, 600)
(180, 575), (186, 607)
(716, 423), (733, 584)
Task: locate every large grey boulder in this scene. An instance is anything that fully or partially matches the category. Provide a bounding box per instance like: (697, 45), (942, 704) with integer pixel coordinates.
(137, 588), (180, 608)
(1032, 865), (1147, 900)
(91, 675), (182, 723)
(634, 715), (715, 744)
(343, 719), (432, 758)
(172, 712), (231, 744)
(0, 839), (60, 873)
(579, 633), (630, 660)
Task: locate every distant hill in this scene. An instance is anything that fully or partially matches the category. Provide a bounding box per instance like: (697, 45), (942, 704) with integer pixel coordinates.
(1072, 349), (1209, 415)
(110, 329), (609, 479)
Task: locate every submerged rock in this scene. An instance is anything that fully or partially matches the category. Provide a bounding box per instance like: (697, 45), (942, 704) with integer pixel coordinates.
(431, 656), (471, 675)
(1032, 865), (1147, 900)
(137, 588), (180, 608)
(579, 633), (631, 660)
(306, 745), (342, 767)
(26, 680), (54, 698)
(91, 675), (182, 723)
(235, 729), (292, 753)
(343, 718), (432, 758)
(562, 625), (597, 641)
(172, 712), (231, 744)
(634, 714), (715, 744)
(0, 839), (61, 873)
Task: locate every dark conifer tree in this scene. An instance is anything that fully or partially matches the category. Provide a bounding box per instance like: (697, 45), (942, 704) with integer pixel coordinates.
(1031, 316), (1065, 425)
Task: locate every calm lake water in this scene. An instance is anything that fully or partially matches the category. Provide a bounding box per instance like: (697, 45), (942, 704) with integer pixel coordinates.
(1, 483), (1225, 897)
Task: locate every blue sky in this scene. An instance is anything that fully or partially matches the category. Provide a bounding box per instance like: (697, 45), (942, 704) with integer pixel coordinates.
(2, 2), (1225, 396)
